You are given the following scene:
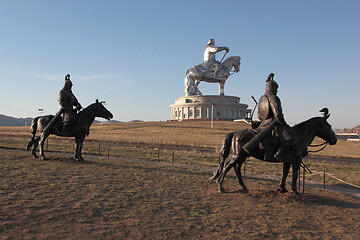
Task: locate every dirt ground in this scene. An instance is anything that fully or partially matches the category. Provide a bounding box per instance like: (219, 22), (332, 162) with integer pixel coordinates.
(0, 149), (359, 239)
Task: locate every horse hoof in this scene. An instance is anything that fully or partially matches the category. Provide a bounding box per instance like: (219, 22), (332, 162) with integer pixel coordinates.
(241, 188), (249, 193)
(218, 186), (225, 194)
(292, 190), (300, 195)
(32, 155), (38, 159)
(277, 188), (288, 193)
(209, 174), (218, 181)
(41, 156), (48, 161)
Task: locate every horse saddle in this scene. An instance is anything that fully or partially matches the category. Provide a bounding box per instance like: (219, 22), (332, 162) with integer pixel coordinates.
(259, 135), (278, 150)
(193, 63), (222, 80)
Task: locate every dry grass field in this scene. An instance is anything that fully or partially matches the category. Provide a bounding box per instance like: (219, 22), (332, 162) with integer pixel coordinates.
(0, 120), (359, 239)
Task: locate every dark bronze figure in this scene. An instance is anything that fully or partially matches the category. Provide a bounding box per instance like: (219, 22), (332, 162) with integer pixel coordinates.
(243, 73), (299, 162)
(26, 98), (113, 161)
(43, 74), (82, 136)
(210, 73), (338, 194)
(59, 74), (83, 136)
(211, 108), (337, 194)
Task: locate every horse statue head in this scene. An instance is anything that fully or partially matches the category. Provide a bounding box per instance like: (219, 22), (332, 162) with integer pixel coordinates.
(93, 99), (113, 121)
(221, 56), (241, 75)
(314, 108), (337, 145)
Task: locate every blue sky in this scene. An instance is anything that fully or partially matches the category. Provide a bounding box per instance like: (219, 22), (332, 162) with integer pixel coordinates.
(0, 0), (359, 129)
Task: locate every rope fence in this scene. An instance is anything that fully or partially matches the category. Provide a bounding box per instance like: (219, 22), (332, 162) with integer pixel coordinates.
(95, 141), (359, 193)
(309, 170), (360, 190)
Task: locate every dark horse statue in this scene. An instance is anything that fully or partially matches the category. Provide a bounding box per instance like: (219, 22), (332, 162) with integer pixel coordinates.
(210, 108), (337, 194)
(26, 99), (113, 161)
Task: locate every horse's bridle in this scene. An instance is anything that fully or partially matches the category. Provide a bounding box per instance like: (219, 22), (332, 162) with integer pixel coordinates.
(309, 141), (328, 153)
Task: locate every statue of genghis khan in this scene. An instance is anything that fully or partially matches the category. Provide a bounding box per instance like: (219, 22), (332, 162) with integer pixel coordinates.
(184, 39), (240, 96)
(243, 73), (300, 163)
(43, 74), (82, 137)
(202, 39), (229, 77)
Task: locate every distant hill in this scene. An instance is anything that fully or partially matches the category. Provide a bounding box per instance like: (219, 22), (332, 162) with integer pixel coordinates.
(344, 124), (360, 134)
(93, 119), (123, 124)
(0, 114), (33, 126)
(0, 114), (122, 126)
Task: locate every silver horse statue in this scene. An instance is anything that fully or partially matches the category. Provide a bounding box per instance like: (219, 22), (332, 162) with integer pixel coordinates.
(184, 39), (241, 96)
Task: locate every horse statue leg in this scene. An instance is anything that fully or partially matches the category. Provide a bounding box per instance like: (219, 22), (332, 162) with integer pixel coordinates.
(217, 149), (247, 193)
(39, 132), (50, 161)
(26, 116), (41, 158)
(219, 80), (225, 96)
(291, 160), (301, 194)
(234, 161), (248, 192)
(75, 134), (85, 162)
(31, 137), (40, 158)
(278, 162), (291, 192)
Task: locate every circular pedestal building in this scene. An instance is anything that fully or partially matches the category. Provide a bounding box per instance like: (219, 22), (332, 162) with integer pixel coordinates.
(169, 95), (250, 121)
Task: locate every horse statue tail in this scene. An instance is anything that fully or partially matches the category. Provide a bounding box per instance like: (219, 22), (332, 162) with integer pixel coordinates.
(184, 69), (202, 96)
(26, 116), (40, 151)
(184, 70), (193, 96)
(210, 132), (235, 180)
(220, 132), (235, 159)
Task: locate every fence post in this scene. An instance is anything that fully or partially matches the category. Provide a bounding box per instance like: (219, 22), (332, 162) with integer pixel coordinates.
(302, 167), (305, 193)
(323, 171), (326, 189)
(243, 160), (246, 175)
(298, 167), (301, 192)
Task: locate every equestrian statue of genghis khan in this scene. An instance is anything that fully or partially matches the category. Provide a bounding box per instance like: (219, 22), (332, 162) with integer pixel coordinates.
(26, 74), (113, 162)
(184, 39), (241, 96)
(211, 73), (337, 194)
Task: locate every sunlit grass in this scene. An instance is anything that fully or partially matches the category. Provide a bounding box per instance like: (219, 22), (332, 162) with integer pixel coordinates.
(0, 120), (359, 188)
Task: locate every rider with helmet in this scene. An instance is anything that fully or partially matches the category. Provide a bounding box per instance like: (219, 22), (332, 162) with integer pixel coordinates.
(203, 39), (229, 77)
(258, 73), (299, 162)
(58, 74), (82, 136)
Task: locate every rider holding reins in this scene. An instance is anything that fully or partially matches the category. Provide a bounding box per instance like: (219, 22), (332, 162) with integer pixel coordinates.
(203, 39), (229, 77)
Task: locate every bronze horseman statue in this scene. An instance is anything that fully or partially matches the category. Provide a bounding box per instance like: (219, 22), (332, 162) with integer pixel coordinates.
(184, 39), (240, 96)
(211, 73), (337, 193)
(26, 74), (113, 161)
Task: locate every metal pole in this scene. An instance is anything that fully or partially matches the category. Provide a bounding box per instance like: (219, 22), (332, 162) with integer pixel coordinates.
(298, 167), (301, 192)
(243, 160), (246, 175)
(108, 148), (110, 159)
(172, 151), (175, 165)
(323, 171), (326, 189)
(302, 167), (305, 193)
(211, 104), (214, 129)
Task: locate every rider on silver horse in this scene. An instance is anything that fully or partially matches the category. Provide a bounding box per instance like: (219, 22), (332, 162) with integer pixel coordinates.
(58, 74), (82, 136)
(200, 39), (229, 78)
